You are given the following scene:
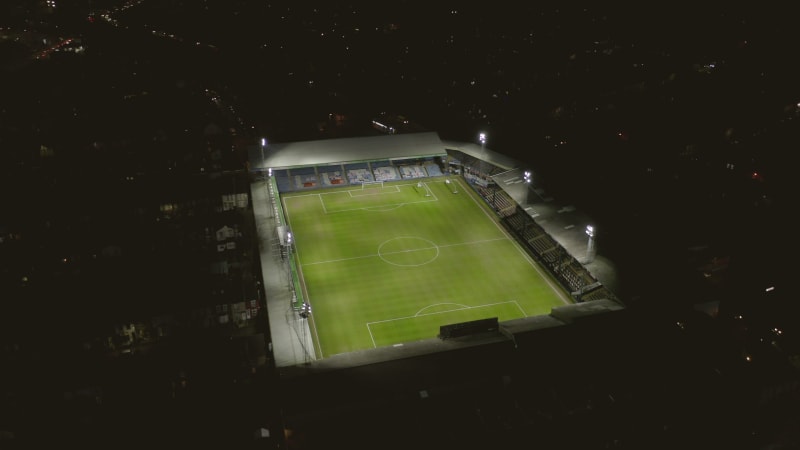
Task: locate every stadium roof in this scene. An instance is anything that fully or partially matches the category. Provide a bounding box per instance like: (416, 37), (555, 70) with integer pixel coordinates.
(251, 131), (448, 170)
(440, 139), (518, 171)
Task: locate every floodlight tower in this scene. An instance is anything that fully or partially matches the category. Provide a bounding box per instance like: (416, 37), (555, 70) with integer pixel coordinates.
(299, 301), (311, 319)
(523, 170), (533, 205)
(478, 132), (487, 175)
(260, 137), (268, 180)
(299, 301), (313, 364)
(286, 231), (294, 290)
(585, 225), (596, 264)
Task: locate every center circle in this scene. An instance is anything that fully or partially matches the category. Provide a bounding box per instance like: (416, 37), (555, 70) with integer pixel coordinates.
(378, 237), (440, 267)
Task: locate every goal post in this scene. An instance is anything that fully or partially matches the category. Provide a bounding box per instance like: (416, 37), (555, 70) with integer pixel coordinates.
(445, 178), (458, 194)
(361, 180), (384, 189)
(417, 181), (431, 197)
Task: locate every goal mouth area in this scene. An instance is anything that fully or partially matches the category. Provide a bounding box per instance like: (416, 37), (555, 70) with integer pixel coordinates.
(361, 181), (385, 189)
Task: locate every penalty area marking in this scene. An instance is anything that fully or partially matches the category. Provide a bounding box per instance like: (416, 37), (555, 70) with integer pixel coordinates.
(413, 300), (526, 318)
(362, 204), (406, 212)
(414, 302), (470, 316)
(348, 185), (401, 197)
(284, 183), (440, 214)
(365, 300), (526, 348)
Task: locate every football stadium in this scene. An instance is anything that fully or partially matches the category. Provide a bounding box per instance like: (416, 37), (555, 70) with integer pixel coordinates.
(249, 131), (623, 370)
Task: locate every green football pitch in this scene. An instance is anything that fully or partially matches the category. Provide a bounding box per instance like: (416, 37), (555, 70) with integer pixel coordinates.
(282, 178), (570, 357)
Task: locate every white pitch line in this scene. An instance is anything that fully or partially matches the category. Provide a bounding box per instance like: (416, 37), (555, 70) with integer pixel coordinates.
(302, 253), (377, 266)
(422, 181), (438, 200)
(325, 198), (437, 215)
(348, 185), (401, 197)
(301, 237), (508, 266)
(462, 183), (571, 305)
(367, 323), (377, 348)
(368, 299), (527, 348)
(367, 301), (518, 325)
(512, 300), (527, 317)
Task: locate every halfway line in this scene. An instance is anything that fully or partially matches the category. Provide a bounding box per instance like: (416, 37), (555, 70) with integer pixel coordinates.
(301, 237), (508, 266)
